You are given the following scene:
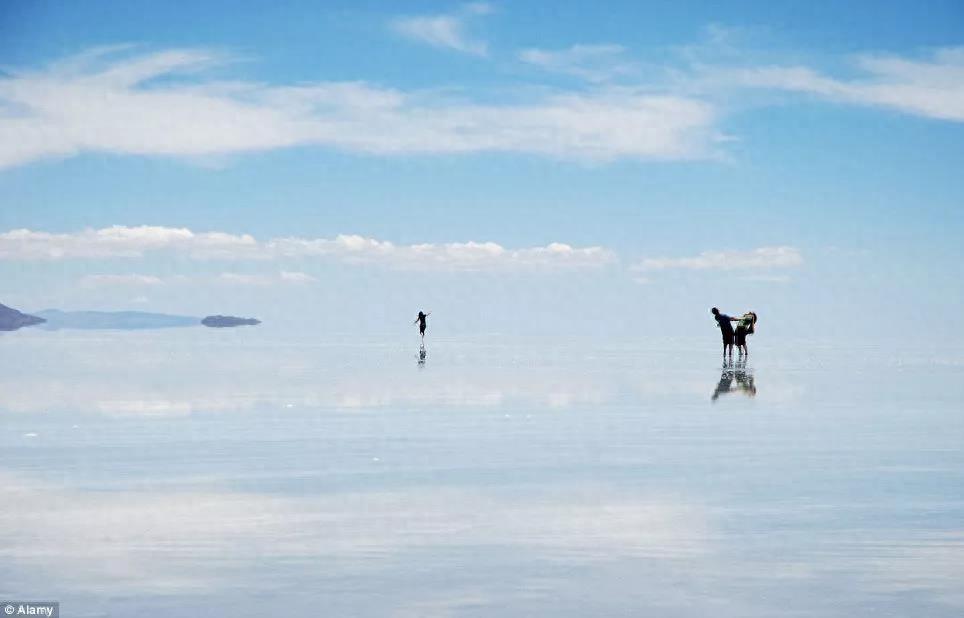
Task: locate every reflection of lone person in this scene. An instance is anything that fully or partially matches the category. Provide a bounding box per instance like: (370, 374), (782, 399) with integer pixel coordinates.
(414, 311), (431, 342)
(711, 307), (738, 357)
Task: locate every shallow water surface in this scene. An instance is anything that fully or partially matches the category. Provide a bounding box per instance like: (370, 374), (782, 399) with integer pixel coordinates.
(1, 328), (962, 617)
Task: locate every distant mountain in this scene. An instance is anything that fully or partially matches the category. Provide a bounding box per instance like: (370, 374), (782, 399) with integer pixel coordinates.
(0, 303), (46, 331)
(201, 315), (261, 328)
(35, 309), (199, 330)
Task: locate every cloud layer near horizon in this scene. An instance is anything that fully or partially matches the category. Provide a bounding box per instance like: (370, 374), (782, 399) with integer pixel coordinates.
(634, 246), (803, 271)
(0, 226), (617, 272)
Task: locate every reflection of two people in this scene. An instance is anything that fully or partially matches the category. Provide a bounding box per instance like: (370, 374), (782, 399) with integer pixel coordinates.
(712, 358), (757, 401)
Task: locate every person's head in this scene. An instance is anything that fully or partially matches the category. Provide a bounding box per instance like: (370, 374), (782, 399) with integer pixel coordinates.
(749, 311), (757, 324)
(418, 311), (425, 318)
(711, 307), (719, 316)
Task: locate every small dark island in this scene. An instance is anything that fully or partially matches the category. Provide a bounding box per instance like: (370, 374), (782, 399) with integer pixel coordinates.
(0, 302), (46, 331)
(201, 315), (261, 328)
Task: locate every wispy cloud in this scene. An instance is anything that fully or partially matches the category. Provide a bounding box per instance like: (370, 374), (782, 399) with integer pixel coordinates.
(519, 44), (637, 82)
(78, 270), (316, 288)
(218, 271), (317, 286)
(270, 235), (617, 271)
(732, 47), (964, 122)
(0, 46), (720, 168)
(633, 246), (802, 272)
(80, 273), (165, 287)
(1, 226), (616, 272)
(737, 274), (791, 283)
(279, 270), (317, 284)
(390, 3), (492, 56)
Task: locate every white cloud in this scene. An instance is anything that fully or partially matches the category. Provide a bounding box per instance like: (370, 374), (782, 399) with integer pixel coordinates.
(279, 270), (317, 284)
(1, 226), (616, 272)
(270, 235), (616, 271)
(390, 3), (492, 56)
(0, 47), (720, 169)
(217, 273), (274, 286)
(734, 47), (964, 121)
(634, 246), (802, 272)
(218, 271), (317, 285)
(0, 226), (259, 259)
(519, 44), (637, 82)
(80, 273), (165, 287)
(738, 274), (791, 283)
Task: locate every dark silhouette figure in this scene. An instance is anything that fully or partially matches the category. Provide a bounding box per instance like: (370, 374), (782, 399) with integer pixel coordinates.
(711, 307), (739, 357)
(414, 311), (431, 342)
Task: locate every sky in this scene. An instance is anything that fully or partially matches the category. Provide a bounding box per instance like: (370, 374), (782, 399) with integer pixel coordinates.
(1, 0), (962, 342)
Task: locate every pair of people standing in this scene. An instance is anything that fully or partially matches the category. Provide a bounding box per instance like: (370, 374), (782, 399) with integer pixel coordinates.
(711, 308), (757, 357)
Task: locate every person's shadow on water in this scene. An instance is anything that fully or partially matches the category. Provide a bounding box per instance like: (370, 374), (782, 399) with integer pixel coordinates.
(712, 359), (757, 401)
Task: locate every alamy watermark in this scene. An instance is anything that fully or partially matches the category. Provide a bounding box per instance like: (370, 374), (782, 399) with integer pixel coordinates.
(1, 602), (58, 617)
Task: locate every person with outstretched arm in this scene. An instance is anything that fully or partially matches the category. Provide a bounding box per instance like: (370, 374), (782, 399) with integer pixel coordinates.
(711, 307), (739, 358)
(414, 311), (431, 343)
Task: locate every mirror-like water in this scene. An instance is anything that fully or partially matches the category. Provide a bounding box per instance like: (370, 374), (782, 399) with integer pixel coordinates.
(2, 328), (962, 617)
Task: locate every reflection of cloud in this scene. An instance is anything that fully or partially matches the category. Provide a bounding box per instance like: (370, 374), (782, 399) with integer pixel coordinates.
(0, 369), (614, 418)
(0, 471), (707, 593)
(860, 534), (964, 608)
(0, 336), (797, 417)
(0, 335), (803, 417)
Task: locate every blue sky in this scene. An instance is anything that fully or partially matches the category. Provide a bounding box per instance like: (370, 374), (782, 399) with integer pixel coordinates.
(1, 1), (962, 341)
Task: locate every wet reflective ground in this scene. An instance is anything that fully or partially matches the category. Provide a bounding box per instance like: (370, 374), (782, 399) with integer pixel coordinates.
(1, 328), (962, 617)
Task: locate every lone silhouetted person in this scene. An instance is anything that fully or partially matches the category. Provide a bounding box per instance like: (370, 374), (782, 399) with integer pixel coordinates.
(414, 311), (431, 343)
(711, 307), (738, 357)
